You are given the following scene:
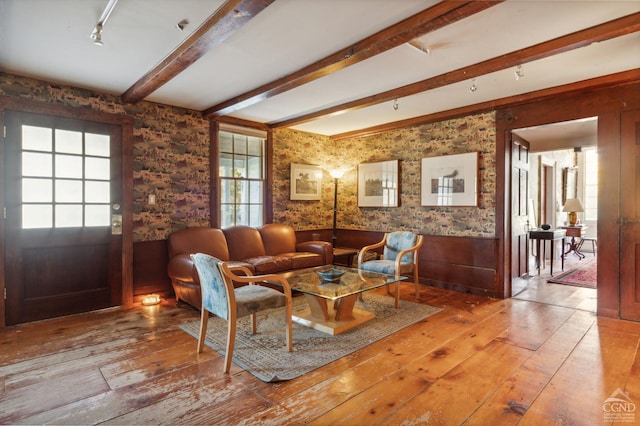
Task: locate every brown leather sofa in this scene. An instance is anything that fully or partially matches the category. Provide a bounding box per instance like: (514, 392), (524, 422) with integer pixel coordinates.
(167, 223), (333, 309)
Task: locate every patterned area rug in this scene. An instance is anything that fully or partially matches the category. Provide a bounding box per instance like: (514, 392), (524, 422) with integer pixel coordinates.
(179, 293), (442, 382)
(547, 258), (597, 288)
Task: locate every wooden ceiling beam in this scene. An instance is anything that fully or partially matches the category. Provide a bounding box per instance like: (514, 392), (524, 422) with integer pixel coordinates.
(329, 69), (640, 141)
(273, 12), (640, 129)
(202, 0), (501, 118)
(120, 0), (275, 104)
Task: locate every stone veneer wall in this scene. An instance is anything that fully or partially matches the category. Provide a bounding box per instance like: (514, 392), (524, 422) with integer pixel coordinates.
(274, 112), (496, 238)
(0, 73), (210, 242)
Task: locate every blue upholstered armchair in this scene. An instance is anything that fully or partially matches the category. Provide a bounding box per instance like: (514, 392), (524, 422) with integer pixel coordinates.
(357, 232), (424, 308)
(190, 253), (293, 373)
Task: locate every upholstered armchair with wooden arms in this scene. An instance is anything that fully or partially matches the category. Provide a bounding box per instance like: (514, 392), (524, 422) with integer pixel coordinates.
(190, 253), (293, 373)
(357, 231), (424, 308)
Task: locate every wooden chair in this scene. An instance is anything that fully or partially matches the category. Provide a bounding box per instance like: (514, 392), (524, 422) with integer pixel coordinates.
(190, 253), (293, 373)
(357, 232), (424, 308)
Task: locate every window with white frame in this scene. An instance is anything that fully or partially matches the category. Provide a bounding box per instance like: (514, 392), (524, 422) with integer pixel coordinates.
(218, 126), (266, 228)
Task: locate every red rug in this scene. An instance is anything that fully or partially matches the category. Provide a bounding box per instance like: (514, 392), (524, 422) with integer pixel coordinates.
(547, 258), (597, 288)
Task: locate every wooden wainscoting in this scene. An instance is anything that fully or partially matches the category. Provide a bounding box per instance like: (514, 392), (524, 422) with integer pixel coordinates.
(132, 240), (172, 302)
(133, 230), (500, 308)
(336, 230), (499, 297)
(421, 234), (499, 296)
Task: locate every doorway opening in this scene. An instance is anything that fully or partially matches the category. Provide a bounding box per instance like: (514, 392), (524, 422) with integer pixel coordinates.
(510, 117), (598, 312)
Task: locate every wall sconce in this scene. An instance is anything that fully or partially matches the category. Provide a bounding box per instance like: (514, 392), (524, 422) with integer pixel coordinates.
(515, 65), (524, 80)
(141, 294), (161, 306)
(469, 79), (478, 93)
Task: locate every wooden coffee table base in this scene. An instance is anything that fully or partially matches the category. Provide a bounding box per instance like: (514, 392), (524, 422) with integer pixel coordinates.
(292, 294), (375, 335)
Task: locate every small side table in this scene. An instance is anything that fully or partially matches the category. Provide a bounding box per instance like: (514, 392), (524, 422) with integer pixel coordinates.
(333, 247), (358, 267)
(561, 226), (587, 259)
(529, 229), (566, 276)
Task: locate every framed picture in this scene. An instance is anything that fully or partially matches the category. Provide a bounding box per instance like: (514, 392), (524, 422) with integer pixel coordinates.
(290, 163), (322, 200)
(421, 152), (478, 206)
(358, 160), (399, 207)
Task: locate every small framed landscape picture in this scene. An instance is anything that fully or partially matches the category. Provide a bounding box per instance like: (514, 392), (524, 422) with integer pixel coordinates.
(357, 160), (399, 207)
(421, 152), (478, 207)
(290, 163), (323, 200)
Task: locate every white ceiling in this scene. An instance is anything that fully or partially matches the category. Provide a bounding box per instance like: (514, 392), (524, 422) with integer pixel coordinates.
(1, 0), (639, 141)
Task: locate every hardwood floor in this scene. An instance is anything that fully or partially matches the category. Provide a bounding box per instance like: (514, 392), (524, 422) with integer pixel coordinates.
(1, 274), (638, 425)
(513, 252), (597, 313)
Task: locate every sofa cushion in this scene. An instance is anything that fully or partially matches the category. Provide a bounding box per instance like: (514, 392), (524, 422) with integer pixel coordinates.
(168, 227), (230, 260)
(223, 226), (266, 261)
(258, 223), (296, 254)
(279, 252), (324, 269)
(244, 255), (292, 274)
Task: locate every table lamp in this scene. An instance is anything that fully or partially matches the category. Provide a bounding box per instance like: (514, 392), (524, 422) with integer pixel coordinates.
(562, 198), (584, 226)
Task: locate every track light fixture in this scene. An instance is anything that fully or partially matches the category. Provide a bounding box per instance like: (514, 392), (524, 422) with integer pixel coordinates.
(90, 23), (103, 46)
(515, 65), (525, 80)
(393, 99), (399, 111)
(176, 19), (189, 31)
(469, 79), (477, 93)
(89, 0), (119, 46)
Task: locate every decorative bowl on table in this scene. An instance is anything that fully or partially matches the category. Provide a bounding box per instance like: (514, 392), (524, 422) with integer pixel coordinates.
(317, 268), (345, 282)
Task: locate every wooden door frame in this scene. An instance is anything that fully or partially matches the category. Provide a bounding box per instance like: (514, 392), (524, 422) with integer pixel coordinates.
(0, 97), (134, 327)
(496, 81), (639, 318)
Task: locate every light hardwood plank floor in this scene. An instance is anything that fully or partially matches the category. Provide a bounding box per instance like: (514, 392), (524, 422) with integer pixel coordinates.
(1, 274), (638, 425)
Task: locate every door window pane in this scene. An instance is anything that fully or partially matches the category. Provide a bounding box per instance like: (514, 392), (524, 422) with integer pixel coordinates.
(85, 181), (110, 203)
(85, 205), (110, 226)
(23, 152), (52, 177)
(55, 205), (83, 227)
(23, 204), (53, 229)
(55, 180), (83, 202)
(85, 133), (110, 157)
(85, 157), (110, 180)
(22, 126), (52, 151)
(23, 178), (52, 202)
(55, 154), (83, 178)
(55, 129), (82, 154)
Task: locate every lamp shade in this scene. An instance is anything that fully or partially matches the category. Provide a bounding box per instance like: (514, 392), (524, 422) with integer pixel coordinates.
(329, 169), (345, 179)
(562, 198), (584, 212)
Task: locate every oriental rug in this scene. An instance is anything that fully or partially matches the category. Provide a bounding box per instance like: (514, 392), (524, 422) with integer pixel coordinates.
(179, 293), (442, 382)
(547, 258), (597, 288)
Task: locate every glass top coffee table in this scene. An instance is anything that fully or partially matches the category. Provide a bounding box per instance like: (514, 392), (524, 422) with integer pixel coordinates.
(276, 265), (407, 335)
